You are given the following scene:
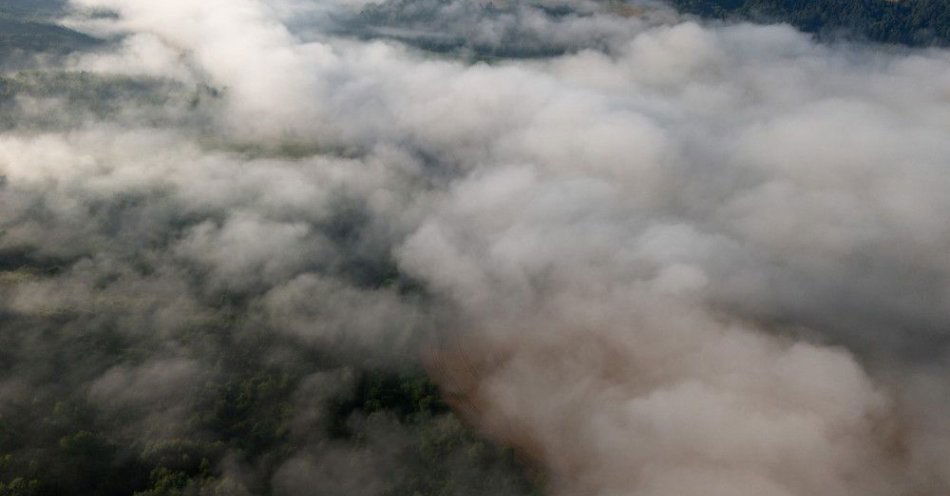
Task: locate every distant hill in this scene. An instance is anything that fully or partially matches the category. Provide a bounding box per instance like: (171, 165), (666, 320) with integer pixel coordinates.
(0, 0), (100, 57)
(0, 0), (66, 17)
(0, 17), (100, 54)
(669, 0), (950, 46)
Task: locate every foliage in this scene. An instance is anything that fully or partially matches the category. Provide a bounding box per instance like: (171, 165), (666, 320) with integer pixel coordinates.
(669, 0), (950, 46)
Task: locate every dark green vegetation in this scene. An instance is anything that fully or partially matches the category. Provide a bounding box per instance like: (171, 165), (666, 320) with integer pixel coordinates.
(344, 0), (580, 59)
(0, 150), (536, 494)
(669, 0), (950, 46)
(0, 17), (98, 54)
(0, 0), (100, 58)
(0, 286), (536, 496)
(0, 0), (66, 16)
(0, 60), (538, 495)
(342, 0), (950, 60)
(0, 71), (214, 131)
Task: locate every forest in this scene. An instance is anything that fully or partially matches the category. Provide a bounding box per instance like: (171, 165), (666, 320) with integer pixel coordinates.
(0, 69), (539, 496)
(668, 0), (950, 45)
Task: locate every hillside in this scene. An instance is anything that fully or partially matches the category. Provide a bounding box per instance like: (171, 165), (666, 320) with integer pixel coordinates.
(0, 0), (99, 56)
(0, 17), (99, 54)
(669, 0), (950, 45)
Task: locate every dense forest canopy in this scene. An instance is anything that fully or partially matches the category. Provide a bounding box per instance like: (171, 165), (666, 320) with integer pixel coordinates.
(0, 71), (540, 496)
(668, 0), (950, 45)
(0, 0), (65, 17)
(0, 0), (98, 60)
(0, 2), (538, 495)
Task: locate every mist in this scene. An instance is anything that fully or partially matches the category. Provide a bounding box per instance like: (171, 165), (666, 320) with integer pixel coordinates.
(2, 0), (950, 495)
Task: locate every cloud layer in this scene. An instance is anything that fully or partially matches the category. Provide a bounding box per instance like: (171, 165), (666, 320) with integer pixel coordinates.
(2, 0), (950, 494)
